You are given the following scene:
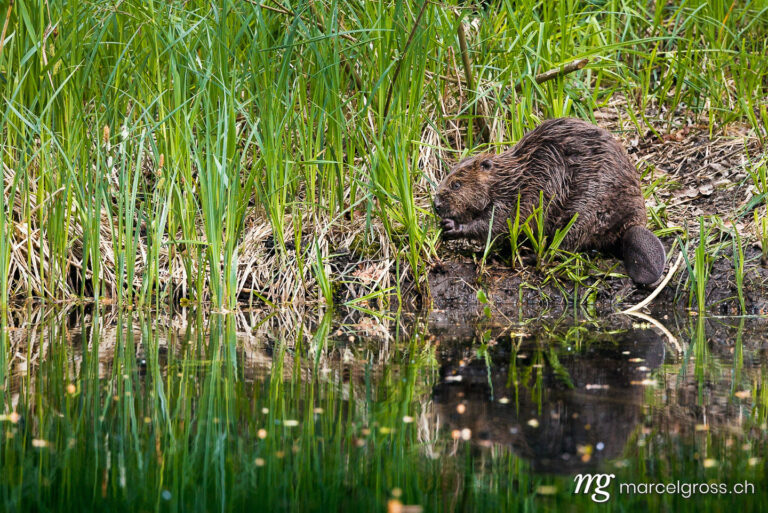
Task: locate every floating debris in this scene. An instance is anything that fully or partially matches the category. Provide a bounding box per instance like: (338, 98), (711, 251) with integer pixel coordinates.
(460, 428), (471, 441)
(258, 429), (268, 439)
(255, 458), (265, 467)
(456, 404), (466, 414)
(32, 439), (50, 448)
(284, 420), (299, 427)
(402, 416), (414, 423)
(703, 459), (717, 468)
(0, 412), (20, 424)
(387, 499), (423, 513)
(527, 419), (540, 428)
(536, 485), (558, 495)
(498, 397), (509, 404)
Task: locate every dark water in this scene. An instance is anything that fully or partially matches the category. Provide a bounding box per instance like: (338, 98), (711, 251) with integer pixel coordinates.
(0, 306), (766, 512)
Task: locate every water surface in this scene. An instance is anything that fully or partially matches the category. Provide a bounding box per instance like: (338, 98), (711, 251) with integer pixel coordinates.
(1, 306), (765, 512)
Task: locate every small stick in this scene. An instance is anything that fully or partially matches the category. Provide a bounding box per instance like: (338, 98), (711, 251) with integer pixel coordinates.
(426, 57), (588, 87)
(515, 58), (589, 91)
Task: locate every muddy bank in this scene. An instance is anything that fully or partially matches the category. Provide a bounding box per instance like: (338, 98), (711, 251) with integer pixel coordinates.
(426, 243), (768, 318)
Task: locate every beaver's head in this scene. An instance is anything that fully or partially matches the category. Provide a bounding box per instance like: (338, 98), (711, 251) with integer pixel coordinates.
(433, 153), (495, 224)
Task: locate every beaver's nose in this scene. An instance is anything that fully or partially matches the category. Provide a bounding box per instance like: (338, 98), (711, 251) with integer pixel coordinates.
(433, 196), (445, 216)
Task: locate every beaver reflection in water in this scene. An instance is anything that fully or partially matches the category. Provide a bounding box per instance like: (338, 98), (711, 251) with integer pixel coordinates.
(433, 117), (666, 284)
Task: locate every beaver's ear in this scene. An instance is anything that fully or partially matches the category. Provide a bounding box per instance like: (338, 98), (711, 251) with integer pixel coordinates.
(480, 159), (492, 171)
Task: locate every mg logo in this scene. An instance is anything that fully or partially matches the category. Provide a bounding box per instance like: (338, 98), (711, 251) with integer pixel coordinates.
(573, 473), (616, 503)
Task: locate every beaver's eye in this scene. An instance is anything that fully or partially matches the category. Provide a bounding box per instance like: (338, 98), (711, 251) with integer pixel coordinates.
(481, 159), (492, 171)
(451, 181), (461, 190)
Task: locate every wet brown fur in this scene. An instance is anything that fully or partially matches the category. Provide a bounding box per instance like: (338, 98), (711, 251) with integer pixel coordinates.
(433, 117), (665, 283)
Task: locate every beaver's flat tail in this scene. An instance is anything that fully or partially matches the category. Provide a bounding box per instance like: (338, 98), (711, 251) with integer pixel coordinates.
(622, 226), (665, 285)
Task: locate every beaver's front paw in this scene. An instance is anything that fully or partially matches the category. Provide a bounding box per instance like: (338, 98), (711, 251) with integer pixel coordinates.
(440, 218), (462, 239)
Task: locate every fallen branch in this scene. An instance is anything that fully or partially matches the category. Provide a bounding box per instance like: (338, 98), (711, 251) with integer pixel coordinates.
(428, 57), (589, 89)
(516, 58), (589, 91)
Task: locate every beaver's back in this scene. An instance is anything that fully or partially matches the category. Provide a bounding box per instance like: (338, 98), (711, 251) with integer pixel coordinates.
(502, 118), (646, 250)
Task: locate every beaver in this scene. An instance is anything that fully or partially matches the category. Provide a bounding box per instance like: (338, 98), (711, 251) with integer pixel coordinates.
(433, 117), (665, 284)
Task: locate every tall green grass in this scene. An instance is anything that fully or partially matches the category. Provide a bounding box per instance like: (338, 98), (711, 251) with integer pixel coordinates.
(1, 0), (767, 307)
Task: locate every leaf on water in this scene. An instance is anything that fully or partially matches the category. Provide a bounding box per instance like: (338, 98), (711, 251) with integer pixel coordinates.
(536, 485), (558, 495)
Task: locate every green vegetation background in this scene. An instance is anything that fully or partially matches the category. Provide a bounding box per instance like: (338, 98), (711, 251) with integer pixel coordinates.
(1, 0), (766, 309)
